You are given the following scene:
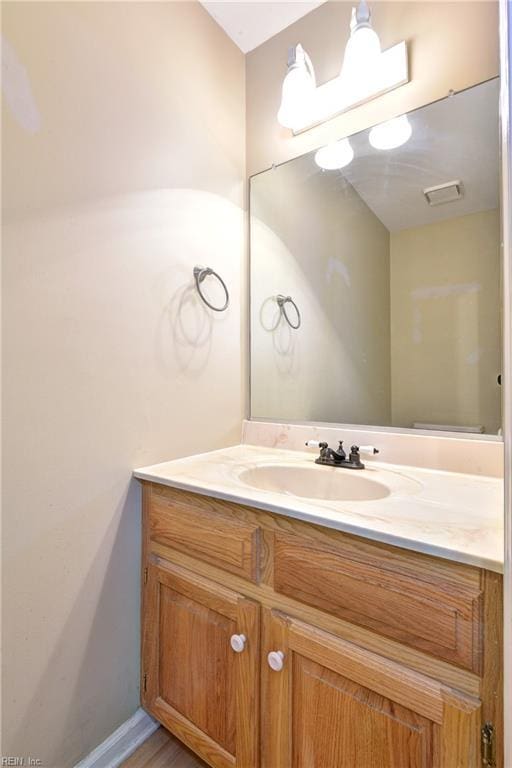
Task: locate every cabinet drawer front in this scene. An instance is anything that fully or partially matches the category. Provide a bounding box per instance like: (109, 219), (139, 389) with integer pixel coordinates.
(149, 486), (261, 582)
(273, 531), (483, 671)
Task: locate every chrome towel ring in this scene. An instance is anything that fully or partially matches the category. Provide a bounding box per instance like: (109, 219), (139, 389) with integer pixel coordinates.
(276, 294), (301, 329)
(193, 266), (229, 312)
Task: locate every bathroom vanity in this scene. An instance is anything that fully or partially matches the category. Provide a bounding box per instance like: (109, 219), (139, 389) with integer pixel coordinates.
(135, 445), (503, 768)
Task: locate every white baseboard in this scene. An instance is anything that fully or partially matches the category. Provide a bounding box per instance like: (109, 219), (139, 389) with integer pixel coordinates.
(74, 707), (159, 768)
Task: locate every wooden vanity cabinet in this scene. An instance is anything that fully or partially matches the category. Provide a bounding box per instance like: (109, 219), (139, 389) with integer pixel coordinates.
(141, 482), (503, 768)
(142, 558), (260, 768)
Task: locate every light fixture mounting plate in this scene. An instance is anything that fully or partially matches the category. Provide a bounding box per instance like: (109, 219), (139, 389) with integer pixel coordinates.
(291, 40), (409, 135)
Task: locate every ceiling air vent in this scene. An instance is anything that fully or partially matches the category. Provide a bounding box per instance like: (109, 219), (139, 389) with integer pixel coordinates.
(423, 180), (463, 206)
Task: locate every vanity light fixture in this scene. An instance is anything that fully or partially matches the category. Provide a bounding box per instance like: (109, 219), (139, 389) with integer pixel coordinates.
(369, 114), (412, 150)
(314, 138), (354, 170)
(277, 1), (409, 134)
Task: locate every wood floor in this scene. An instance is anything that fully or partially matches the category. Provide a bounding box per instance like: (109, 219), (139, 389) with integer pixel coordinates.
(121, 727), (207, 768)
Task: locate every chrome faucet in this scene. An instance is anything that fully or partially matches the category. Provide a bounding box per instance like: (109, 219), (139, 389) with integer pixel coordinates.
(305, 440), (379, 470)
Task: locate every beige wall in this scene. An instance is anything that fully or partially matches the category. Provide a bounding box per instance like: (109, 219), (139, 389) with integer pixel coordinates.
(390, 210), (502, 433)
(246, 1), (499, 176)
(1, 2), (245, 765)
(251, 155), (390, 424)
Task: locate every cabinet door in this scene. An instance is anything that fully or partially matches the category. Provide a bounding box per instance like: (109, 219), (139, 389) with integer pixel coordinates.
(262, 610), (481, 768)
(142, 558), (260, 768)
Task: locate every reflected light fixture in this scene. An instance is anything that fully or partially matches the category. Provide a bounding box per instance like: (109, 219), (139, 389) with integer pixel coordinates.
(277, 1), (408, 134)
(277, 44), (316, 130)
(369, 114), (412, 150)
(314, 138), (354, 170)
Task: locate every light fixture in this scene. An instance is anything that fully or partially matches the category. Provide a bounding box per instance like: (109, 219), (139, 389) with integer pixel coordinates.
(369, 114), (412, 150)
(314, 138), (354, 170)
(276, 2), (408, 134)
(341, 1), (381, 84)
(277, 44), (316, 129)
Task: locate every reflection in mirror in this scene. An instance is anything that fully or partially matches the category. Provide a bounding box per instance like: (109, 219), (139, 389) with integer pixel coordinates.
(250, 79), (501, 434)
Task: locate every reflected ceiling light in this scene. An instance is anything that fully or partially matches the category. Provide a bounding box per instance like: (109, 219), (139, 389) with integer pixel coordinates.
(341, 1), (381, 83)
(277, 44), (316, 129)
(369, 114), (412, 150)
(276, 2), (408, 134)
(314, 138), (354, 170)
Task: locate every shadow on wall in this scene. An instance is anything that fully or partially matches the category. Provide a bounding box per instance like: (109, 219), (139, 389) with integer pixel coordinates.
(6, 480), (142, 767)
(2, 1), (245, 765)
(2, 187), (244, 766)
(259, 295), (298, 374)
(250, 207), (391, 425)
(163, 282), (219, 377)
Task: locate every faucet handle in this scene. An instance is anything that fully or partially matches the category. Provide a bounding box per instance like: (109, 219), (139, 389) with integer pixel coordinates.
(306, 440), (330, 461)
(357, 445), (379, 456)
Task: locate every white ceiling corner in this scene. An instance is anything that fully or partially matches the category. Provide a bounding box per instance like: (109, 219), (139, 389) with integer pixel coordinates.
(200, 1), (326, 53)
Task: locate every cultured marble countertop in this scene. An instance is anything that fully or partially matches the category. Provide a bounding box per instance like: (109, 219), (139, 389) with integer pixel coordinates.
(134, 444), (504, 573)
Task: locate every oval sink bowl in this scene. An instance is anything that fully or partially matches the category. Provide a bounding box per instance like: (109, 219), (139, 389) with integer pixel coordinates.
(238, 464), (391, 501)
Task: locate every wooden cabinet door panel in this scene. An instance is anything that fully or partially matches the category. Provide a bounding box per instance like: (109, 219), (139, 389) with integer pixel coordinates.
(159, 585), (236, 754)
(262, 610), (481, 768)
(143, 558), (260, 768)
(292, 656), (433, 768)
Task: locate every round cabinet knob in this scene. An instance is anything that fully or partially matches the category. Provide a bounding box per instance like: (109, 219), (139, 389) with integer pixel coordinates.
(230, 634), (246, 653)
(267, 650), (285, 671)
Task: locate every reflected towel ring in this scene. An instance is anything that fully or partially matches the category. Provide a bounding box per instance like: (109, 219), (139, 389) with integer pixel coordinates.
(276, 294), (301, 329)
(193, 266), (229, 312)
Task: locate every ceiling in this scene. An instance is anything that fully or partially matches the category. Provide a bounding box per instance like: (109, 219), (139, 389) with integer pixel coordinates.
(200, 1), (326, 53)
(341, 78), (499, 232)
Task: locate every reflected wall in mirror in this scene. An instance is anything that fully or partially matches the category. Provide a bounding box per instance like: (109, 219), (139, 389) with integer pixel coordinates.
(250, 78), (502, 435)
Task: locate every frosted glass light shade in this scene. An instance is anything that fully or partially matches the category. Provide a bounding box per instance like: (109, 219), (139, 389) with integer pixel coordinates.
(341, 3), (381, 86)
(277, 45), (316, 129)
(342, 25), (381, 81)
(314, 138), (354, 170)
(369, 114), (412, 150)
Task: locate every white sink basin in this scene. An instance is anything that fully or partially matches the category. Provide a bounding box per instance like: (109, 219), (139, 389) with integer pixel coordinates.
(238, 463), (393, 501)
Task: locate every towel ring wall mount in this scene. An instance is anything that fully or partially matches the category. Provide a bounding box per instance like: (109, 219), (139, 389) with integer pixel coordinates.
(193, 266), (229, 312)
(276, 294), (301, 329)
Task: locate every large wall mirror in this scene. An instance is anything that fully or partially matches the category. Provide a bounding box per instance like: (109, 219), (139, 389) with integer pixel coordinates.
(250, 78), (502, 435)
